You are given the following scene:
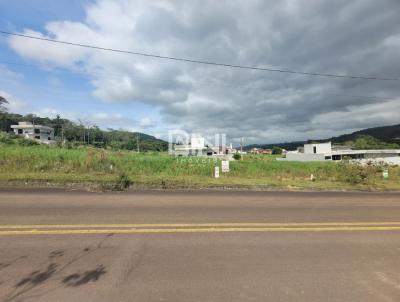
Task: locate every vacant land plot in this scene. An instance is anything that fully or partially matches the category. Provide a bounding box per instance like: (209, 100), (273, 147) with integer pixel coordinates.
(0, 145), (399, 191)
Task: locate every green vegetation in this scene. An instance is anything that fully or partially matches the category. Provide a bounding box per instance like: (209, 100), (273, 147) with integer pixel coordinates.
(246, 124), (400, 151)
(0, 96), (8, 113)
(345, 135), (400, 150)
(0, 112), (167, 151)
(331, 124), (400, 145)
(272, 146), (283, 154)
(233, 153), (242, 160)
(0, 141), (399, 191)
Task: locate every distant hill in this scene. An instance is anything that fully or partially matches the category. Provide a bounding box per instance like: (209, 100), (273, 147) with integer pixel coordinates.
(244, 124), (400, 150)
(327, 124), (400, 144)
(244, 141), (305, 151)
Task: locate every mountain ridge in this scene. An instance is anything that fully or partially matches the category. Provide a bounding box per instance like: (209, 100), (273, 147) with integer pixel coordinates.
(244, 124), (400, 150)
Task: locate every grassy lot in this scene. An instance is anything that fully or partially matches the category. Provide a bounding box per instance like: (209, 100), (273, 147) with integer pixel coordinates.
(0, 144), (399, 191)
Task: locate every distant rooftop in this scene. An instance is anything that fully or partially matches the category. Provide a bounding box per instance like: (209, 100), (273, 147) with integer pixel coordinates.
(11, 122), (53, 130)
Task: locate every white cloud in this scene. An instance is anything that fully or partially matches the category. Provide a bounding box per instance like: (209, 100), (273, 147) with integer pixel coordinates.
(8, 28), (89, 67)
(139, 117), (156, 128)
(0, 90), (26, 112)
(0, 65), (23, 83)
(29, 107), (137, 129)
(311, 99), (400, 131)
(89, 112), (136, 128)
(6, 0), (400, 143)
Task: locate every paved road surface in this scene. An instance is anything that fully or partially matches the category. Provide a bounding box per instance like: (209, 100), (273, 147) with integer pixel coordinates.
(0, 189), (400, 301)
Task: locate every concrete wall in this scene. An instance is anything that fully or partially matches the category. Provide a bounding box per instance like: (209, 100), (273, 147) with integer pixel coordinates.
(304, 142), (331, 154)
(191, 137), (205, 149)
(354, 157), (400, 166)
(282, 153), (326, 161)
(13, 127), (54, 144)
(364, 153), (399, 159)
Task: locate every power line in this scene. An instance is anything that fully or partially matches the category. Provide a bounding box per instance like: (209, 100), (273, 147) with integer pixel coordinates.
(1, 60), (399, 103)
(1, 30), (399, 81)
(327, 93), (398, 102)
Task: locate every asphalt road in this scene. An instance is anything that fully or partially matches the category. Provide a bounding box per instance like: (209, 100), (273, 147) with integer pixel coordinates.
(0, 189), (400, 302)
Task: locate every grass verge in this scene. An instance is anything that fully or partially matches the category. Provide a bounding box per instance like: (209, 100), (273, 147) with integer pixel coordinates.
(0, 145), (399, 191)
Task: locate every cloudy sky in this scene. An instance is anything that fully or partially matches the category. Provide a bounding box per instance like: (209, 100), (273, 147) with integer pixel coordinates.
(0, 0), (399, 144)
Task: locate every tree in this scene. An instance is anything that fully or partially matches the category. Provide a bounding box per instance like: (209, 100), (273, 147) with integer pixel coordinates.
(272, 146), (283, 155)
(0, 110), (169, 151)
(0, 96), (8, 113)
(53, 114), (63, 137)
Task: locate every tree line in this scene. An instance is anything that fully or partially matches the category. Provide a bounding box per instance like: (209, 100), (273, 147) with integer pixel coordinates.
(0, 97), (167, 151)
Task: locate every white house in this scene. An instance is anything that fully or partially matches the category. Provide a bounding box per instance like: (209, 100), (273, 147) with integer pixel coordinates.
(304, 142), (332, 155)
(173, 135), (209, 156)
(11, 122), (55, 144)
(172, 135), (236, 159)
(280, 141), (400, 165)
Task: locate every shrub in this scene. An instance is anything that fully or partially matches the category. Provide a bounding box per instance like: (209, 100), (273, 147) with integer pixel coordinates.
(17, 138), (40, 146)
(338, 163), (371, 184)
(272, 146), (283, 155)
(113, 173), (132, 191)
(233, 153), (242, 160)
(0, 132), (15, 144)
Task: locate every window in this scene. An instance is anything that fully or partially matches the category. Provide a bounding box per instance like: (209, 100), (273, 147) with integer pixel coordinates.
(35, 136), (40, 139)
(325, 156), (331, 160)
(48, 137), (51, 140)
(313, 146), (317, 153)
(34, 128), (40, 134)
(18, 129), (23, 134)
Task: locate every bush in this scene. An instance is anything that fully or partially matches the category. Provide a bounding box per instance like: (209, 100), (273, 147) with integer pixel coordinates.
(338, 163), (371, 184)
(272, 146), (282, 155)
(0, 132), (15, 144)
(92, 141), (105, 148)
(233, 153), (242, 160)
(17, 138), (40, 146)
(113, 173), (132, 191)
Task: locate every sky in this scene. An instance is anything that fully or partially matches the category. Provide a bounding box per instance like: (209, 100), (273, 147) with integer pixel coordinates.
(0, 0), (399, 144)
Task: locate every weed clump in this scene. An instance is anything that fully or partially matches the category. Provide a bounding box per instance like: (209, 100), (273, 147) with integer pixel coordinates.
(17, 138), (40, 146)
(113, 173), (132, 191)
(337, 163), (375, 184)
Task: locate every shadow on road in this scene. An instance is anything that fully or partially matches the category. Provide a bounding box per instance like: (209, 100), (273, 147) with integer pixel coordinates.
(15, 263), (58, 288)
(0, 256), (27, 272)
(62, 265), (107, 287)
(1, 234), (113, 302)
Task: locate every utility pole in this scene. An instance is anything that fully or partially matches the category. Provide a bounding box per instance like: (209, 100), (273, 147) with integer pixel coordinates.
(78, 119), (93, 145)
(240, 137), (244, 160)
(78, 119), (85, 144)
(61, 125), (64, 147)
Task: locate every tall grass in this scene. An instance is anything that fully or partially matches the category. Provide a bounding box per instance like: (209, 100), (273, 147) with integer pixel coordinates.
(0, 144), (399, 190)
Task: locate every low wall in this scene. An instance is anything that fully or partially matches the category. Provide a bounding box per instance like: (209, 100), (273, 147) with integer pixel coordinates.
(278, 153), (326, 161)
(353, 157), (400, 166)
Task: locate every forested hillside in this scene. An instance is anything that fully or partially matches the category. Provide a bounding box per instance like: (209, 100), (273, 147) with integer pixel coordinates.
(0, 112), (168, 151)
(245, 124), (400, 150)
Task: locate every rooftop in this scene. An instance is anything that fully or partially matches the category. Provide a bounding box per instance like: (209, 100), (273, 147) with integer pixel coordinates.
(11, 122), (53, 130)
